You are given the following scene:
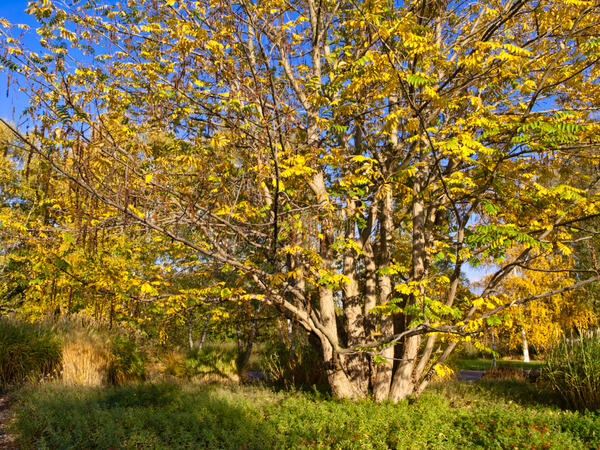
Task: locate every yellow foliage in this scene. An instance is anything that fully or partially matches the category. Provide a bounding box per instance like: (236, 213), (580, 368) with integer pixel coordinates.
(499, 250), (597, 351)
(433, 363), (455, 380)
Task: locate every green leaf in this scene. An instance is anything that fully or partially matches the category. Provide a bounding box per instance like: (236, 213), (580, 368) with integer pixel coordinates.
(373, 355), (389, 364)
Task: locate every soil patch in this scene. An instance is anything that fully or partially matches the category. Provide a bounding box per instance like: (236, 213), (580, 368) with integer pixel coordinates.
(0, 393), (17, 449)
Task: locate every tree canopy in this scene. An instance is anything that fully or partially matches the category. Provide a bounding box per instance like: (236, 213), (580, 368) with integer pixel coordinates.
(1, 0), (600, 400)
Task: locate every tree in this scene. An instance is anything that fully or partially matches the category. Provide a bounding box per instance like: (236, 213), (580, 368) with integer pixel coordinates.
(497, 250), (598, 361)
(0, 121), (268, 361)
(1, 0), (600, 401)
(0, 119), (161, 324)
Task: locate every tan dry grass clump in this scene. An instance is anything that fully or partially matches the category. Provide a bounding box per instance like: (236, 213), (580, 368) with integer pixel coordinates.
(159, 349), (189, 378)
(60, 330), (110, 386)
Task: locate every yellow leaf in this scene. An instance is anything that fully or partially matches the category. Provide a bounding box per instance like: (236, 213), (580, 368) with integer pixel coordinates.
(434, 364), (455, 379)
(141, 283), (158, 296)
(128, 205), (145, 219)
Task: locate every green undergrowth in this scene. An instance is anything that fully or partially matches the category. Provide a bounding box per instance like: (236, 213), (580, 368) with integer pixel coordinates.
(11, 380), (600, 449)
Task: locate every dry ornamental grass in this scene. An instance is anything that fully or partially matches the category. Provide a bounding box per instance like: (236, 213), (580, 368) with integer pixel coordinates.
(60, 331), (110, 386)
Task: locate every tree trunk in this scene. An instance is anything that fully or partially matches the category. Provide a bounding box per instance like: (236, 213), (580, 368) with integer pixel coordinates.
(311, 171), (363, 399)
(199, 314), (211, 350)
(373, 320), (394, 401)
(373, 186), (394, 401)
(327, 364), (362, 399)
(389, 335), (420, 402)
(363, 240), (378, 389)
(491, 329), (497, 369)
(287, 319), (295, 351)
(187, 309), (194, 352)
(521, 327), (530, 362)
(238, 305), (261, 379)
(388, 159), (428, 401)
(342, 199), (369, 396)
(315, 327), (361, 399)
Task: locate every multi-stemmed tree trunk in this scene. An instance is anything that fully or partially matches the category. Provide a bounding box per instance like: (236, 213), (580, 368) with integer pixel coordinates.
(2, 0), (600, 400)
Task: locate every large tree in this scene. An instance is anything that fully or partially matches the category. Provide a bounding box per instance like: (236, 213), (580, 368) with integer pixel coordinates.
(497, 250), (598, 361)
(1, 0), (600, 400)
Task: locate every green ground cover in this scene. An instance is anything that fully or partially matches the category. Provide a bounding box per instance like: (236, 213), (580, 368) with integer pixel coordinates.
(11, 380), (599, 449)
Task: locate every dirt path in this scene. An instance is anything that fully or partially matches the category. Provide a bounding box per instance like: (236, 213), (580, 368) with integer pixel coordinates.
(246, 370), (487, 383)
(457, 370), (485, 382)
(0, 393), (17, 449)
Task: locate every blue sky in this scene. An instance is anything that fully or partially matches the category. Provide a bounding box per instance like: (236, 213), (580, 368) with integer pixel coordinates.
(0, 1), (37, 125)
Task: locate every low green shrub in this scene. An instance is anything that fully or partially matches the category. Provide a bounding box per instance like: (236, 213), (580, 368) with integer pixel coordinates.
(262, 342), (328, 390)
(544, 334), (600, 411)
(0, 317), (62, 390)
(11, 381), (600, 449)
(106, 335), (147, 385)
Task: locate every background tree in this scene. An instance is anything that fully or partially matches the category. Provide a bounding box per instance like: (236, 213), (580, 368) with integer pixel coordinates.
(0, 121), (266, 366)
(497, 250), (598, 361)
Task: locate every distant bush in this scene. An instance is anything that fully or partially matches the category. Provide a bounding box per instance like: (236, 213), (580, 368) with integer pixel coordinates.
(185, 344), (238, 379)
(160, 349), (189, 378)
(160, 344), (238, 381)
(544, 334), (600, 411)
(0, 318), (62, 389)
(106, 335), (147, 385)
(263, 342), (328, 390)
(482, 366), (527, 382)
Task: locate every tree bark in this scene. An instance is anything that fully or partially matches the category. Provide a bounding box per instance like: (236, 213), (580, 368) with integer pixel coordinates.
(389, 334), (420, 401)
(522, 327), (530, 363)
(310, 171), (362, 399)
(199, 314), (211, 350)
(343, 199), (369, 396)
(187, 309), (194, 352)
(326, 363), (362, 399)
(389, 160), (428, 401)
(373, 185), (394, 401)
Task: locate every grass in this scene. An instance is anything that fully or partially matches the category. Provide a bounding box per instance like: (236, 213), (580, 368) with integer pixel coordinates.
(0, 316), (149, 389)
(0, 318), (62, 390)
(10, 380), (600, 449)
(544, 335), (600, 411)
(59, 325), (147, 386)
(60, 328), (110, 386)
(455, 358), (545, 371)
